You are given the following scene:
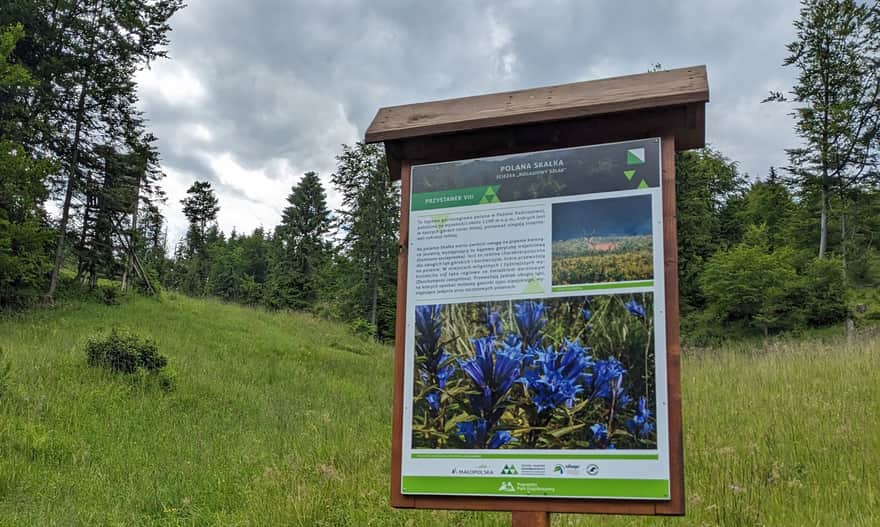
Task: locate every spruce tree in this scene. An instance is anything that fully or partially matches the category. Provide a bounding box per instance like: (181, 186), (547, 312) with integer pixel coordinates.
(331, 143), (400, 338)
(268, 171), (330, 309)
(180, 181), (219, 295)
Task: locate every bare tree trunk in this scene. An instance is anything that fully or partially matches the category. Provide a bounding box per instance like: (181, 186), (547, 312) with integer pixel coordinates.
(818, 186), (828, 258)
(47, 80), (88, 299)
(840, 206), (846, 272)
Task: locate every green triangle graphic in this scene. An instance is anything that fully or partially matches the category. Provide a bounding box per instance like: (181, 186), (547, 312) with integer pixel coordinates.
(627, 148), (646, 165)
(480, 186), (501, 204)
(624, 169), (636, 181)
(522, 278), (545, 294)
(638, 179), (649, 189)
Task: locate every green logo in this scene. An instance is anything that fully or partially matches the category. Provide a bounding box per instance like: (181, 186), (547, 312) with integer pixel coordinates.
(479, 185), (501, 204)
(553, 464), (564, 474)
(624, 169), (636, 181)
(501, 464), (519, 475)
(627, 147), (646, 165)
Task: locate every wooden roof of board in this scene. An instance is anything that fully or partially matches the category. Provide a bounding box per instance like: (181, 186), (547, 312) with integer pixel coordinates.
(365, 66), (708, 143)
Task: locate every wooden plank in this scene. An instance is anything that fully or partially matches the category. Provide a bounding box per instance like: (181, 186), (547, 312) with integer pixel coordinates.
(390, 160), (414, 508)
(366, 66), (707, 142)
(512, 511), (550, 527)
(655, 133), (686, 515)
(381, 105), (704, 181)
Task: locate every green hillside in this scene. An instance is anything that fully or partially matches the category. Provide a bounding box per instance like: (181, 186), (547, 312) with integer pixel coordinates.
(0, 296), (878, 526)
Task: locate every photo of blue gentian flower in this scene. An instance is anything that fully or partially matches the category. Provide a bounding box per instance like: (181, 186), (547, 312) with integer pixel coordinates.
(411, 294), (657, 450)
(625, 298), (646, 319)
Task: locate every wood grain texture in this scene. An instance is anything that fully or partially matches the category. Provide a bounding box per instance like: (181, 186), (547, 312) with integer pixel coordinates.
(381, 105), (704, 181)
(511, 511), (551, 527)
(656, 134), (686, 515)
(387, 133), (689, 516)
(366, 66), (708, 143)
(390, 160), (414, 508)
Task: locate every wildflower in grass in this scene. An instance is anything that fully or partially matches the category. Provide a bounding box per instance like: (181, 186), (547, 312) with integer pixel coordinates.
(425, 391), (440, 413)
(521, 339), (593, 413)
(503, 332), (522, 350)
(589, 356), (627, 401)
(514, 301), (547, 348)
(590, 423), (610, 448)
(460, 337), (522, 415)
(626, 396), (654, 439)
(484, 305), (503, 337)
(625, 298), (646, 319)
(582, 296), (593, 322)
(415, 305), (443, 354)
(456, 419), (513, 449)
(414, 304), (456, 389)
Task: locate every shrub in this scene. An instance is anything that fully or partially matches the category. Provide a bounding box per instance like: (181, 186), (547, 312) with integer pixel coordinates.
(349, 317), (375, 339)
(802, 257), (849, 325)
(701, 245), (801, 330)
(85, 329), (167, 374)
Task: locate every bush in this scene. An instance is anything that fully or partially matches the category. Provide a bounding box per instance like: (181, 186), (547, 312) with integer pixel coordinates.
(700, 239), (849, 337)
(803, 257), (849, 325)
(85, 329), (167, 374)
(349, 317), (375, 339)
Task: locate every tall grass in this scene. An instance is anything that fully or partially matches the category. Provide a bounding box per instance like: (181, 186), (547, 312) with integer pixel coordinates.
(0, 296), (877, 525)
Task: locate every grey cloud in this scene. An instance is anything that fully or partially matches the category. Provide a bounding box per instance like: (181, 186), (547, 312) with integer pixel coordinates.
(138, 0), (805, 241)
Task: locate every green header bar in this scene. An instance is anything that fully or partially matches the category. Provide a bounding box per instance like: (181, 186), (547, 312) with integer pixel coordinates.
(411, 185), (500, 211)
(552, 280), (654, 293)
(402, 476), (669, 499)
(411, 452), (658, 460)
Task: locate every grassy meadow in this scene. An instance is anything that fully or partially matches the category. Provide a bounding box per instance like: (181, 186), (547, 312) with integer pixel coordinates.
(0, 294), (878, 526)
(551, 236), (653, 285)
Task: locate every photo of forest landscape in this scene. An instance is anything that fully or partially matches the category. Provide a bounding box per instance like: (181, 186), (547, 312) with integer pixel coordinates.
(411, 293), (656, 450)
(552, 195), (653, 285)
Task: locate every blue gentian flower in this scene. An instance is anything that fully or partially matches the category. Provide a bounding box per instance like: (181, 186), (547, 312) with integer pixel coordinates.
(460, 337), (522, 429)
(425, 391), (440, 412)
(582, 307), (591, 321)
(484, 305), (503, 337)
(590, 423), (608, 444)
(502, 332), (522, 350)
(489, 430), (513, 449)
(521, 340), (593, 413)
(414, 304), (456, 411)
(455, 419), (513, 449)
(514, 301), (547, 348)
(626, 396), (654, 439)
(415, 305), (443, 353)
(589, 356), (627, 401)
(624, 299), (646, 319)
(460, 337), (522, 399)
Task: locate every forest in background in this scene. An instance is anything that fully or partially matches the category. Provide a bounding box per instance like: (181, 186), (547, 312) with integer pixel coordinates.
(1, 0), (879, 343)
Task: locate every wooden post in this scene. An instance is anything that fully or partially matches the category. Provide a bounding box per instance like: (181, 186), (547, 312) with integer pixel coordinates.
(512, 511), (550, 527)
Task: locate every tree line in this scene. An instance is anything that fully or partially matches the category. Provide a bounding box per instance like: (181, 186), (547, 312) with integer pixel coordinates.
(1, 0), (878, 342)
(160, 144), (399, 339)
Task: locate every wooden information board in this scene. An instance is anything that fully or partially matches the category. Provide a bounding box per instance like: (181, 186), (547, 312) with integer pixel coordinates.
(366, 66), (708, 520)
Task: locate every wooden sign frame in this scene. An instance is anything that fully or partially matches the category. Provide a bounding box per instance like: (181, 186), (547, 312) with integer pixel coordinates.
(365, 66), (708, 517)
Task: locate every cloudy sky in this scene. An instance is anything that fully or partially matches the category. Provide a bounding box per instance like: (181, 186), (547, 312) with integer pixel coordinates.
(135, 0), (801, 246)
